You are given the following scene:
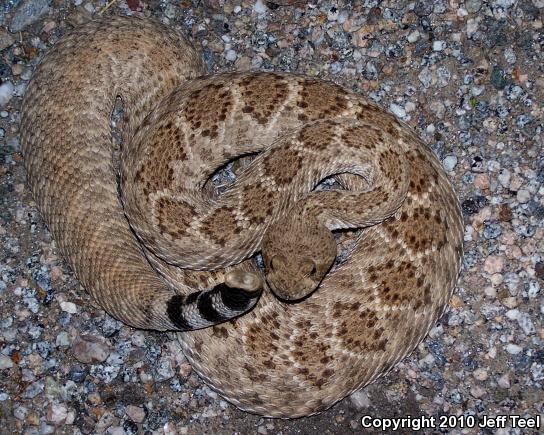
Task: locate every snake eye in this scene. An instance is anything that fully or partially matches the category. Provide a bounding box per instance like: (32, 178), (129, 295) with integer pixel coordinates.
(302, 258), (317, 277)
(269, 255), (286, 272)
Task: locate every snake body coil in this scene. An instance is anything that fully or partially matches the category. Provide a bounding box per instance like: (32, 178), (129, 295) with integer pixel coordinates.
(21, 16), (463, 417)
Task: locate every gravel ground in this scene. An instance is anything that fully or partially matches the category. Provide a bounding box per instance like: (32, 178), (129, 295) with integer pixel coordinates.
(1, 0), (543, 434)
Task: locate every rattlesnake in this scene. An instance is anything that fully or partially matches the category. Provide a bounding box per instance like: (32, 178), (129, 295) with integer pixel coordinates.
(21, 16), (464, 417)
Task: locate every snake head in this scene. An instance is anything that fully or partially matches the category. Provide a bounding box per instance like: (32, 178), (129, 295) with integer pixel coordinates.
(262, 215), (337, 301)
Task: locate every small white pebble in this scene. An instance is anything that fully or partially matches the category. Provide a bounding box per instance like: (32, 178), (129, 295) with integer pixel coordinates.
(505, 309), (520, 321)
(490, 273), (504, 286)
(484, 256), (504, 274)
(60, 301), (78, 314)
(47, 403), (68, 425)
(473, 368), (488, 381)
(421, 353), (435, 366)
(528, 281), (540, 298)
(516, 189), (531, 203)
(14, 406), (28, 420)
(470, 386), (486, 398)
(0, 81), (14, 107)
(0, 355), (14, 370)
(497, 373), (510, 388)
(517, 312), (536, 335)
(404, 101), (416, 113)
(131, 331), (147, 347)
(225, 49), (237, 62)
(471, 85), (485, 96)
(55, 331), (70, 347)
(504, 47), (517, 64)
(83, 2), (95, 13)
(65, 410), (75, 425)
(125, 405), (146, 423)
(505, 343), (523, 355)
(443, 155), (458, 171)
(253, 0), (267, 14)
(406, 30), (420, 43)
(327, 8), (339, 21)
(484, 286), (496, 297)
(389, 103), (406, 119)
(457, 7), (468, 16)
(164, 422), (178, 435)
(466, 18), (479, 36)
(498, 169), (511, 187)
(433, 40), (446, 51)
(350, 390), (371, 409)
(502, 297), (519, 309)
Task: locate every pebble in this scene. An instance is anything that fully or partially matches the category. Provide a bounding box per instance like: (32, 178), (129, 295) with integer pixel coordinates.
(503, 47), (517, 64)
(9, 0), (52, 33)
(253, 0), (267, 15)
(125, 405), (146, 423)
(0, 81), (14, 107)
(418, 68), (432, 88)
(430, 101), (446, 119)
(465, 0), (482, 13)
(497, 373), (510, 388)
(349, 390), (371, 409)
(14, 406), (28, 420)
(466, 18), (479, 36)
(225, 49), (237, 61)
(22, 381), (44, 399)
(516, 189), (531, 203)
(71, 335), (111, 364)
(131, 331), (146, 347)
(483, 221), (502, 240)
(155, 356), (175, 381)
(502, 297), (519, 309)
(46, 404), (68, 425)
(516, 312), (536, 335)
(443, 155), (458, 171)
(531, 363), (543, 382)
(505, 343), (523, 355)
(96, 412), (116, 432)
(55, 331), (70, 347)
(470, 386), (486, 398)
(0, 30), (15, 51)
(490, 67), (510, 90)
(407, 30), (420, 43)
(389, 103), (406, 119)
(473, 368), (488, 381)
(432, 40), (446, 51)
(179, 362), (192, 378)
(0, 354), (14, 369)
(60, 301), (78, 314)
(483, 256), (504, 274)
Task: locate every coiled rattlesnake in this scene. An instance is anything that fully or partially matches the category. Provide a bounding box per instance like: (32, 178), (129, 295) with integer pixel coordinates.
(21, 16), (463, 417)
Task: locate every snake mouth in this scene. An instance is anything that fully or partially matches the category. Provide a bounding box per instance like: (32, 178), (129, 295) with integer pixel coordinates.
(266, 278), (318, 303)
